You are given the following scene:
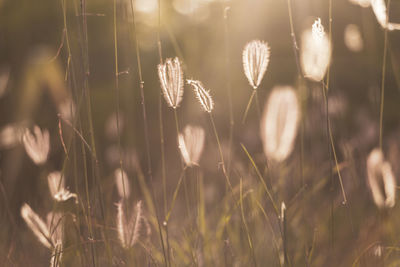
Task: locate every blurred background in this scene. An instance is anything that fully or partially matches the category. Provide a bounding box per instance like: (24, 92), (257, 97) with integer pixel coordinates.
(1, 0), (400, 266)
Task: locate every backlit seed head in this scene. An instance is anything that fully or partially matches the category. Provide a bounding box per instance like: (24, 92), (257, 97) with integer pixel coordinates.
(242, 40), (270, 89)
(114, 168), (130, 199)
(371, 0), (400, 31)
(47, 171), (78, 203)
(348, 0), (371, 8)
(344, 24), (364, 52)
(158, 57), (184, 109)
(21, 203), (53, 249)
(367, 148), (396, 209)
(187, 79), (214, 112)
(178, 125), (205, 167)
(22, 125), (50, 165)
(260, 86), (300, 162)
(116, 200), (151, 249)
(301, 18), (332, 82)
(0, 123), (24, 149)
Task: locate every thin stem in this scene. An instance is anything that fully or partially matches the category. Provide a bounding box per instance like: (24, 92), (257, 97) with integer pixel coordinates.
(130, 1), (168, 265)
(208, 113), (233, 191)
(223, 4), (234, 175)
(286, 0), (302, 77)
(379, 0), (390, 149)
(321, 83), (347, 205)
(165, 167), (187, 222)
(239, 178), (257, 267)
(240, 143), (279, 216)
(242, 90), (257, 124)
(113, 0), (126, 201)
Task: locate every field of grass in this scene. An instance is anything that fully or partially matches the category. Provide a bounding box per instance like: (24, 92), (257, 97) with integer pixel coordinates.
(1, 0), (400, 266)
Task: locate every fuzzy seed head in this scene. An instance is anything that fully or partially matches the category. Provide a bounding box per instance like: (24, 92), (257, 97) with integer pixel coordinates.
(187, 79), (214, 112)
(21, 203), (53, 249)
(47, 171), (77, 203)
(158, 57), (184, 109)
(22, 125), (50, 165)
(370, 0), (400, 30)
(367, 148), (396, 209)
(242, 40), (270, 89)
(260, 86), (300, 162)
(301, 18), (331, 82)
(114, 168), (130, 199)
(178, 125), (205, 167)
(348, 0), (371, 8)
(344, 24), (364, 52)
(116, 200), (151, 249)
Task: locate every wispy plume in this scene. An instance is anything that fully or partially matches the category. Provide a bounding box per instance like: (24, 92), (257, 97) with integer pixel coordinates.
(260, 86), (300, 162)
(114, 168), (130, 199)
(158, 57), (184, 109)
(22, 125), (50, 165)
(47, 171), (78, 203)
(367, 148), (396, 209)
(242, 40), (270, 89)
(300, 18), (331, 82)
(187, 80), (214, 112)
(178, 125), (205, 167)
(116, 200), (151, 249)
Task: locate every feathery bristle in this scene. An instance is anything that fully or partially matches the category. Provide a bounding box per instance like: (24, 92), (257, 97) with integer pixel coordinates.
(187, 79), (214, 112)
(300, 18), (331, 82)
(116, 201), (128, 248)
(116, 200), (151, 249)
(21, 203), (53, 249)
(114, 168), (130, 199)
(242, 40), (270, 89)
(178, 125), (205, 167)
(260, 86), (300, 162)
(158, 57), (184, 109)
(367, 148), (397, 209)
(22, 125), (50, 165)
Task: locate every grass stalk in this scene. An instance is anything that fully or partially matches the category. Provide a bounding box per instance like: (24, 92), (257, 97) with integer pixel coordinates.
(379, 0), (390, 149)
(223, 4), (234, 175)
(129, 1), (168, 264)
